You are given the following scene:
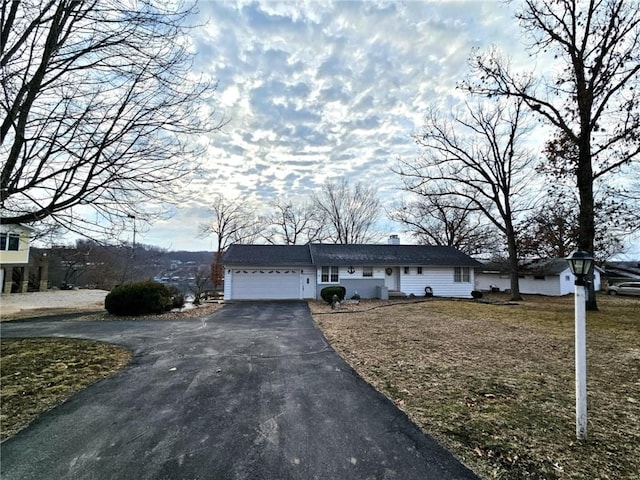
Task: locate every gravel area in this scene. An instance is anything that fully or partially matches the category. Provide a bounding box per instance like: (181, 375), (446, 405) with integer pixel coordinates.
(1, 290), (109, 319)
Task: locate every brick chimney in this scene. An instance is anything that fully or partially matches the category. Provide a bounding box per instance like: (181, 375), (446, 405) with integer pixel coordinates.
(388, 235), (400, 245)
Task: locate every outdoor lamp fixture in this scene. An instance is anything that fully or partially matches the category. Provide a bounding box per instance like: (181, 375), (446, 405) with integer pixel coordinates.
(566, 250), (593, 285)
(565, 250), (594, 441)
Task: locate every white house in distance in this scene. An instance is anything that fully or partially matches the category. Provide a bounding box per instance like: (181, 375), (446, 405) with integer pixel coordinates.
(222, 237), (482, 301)
(475, 258), (602, 296)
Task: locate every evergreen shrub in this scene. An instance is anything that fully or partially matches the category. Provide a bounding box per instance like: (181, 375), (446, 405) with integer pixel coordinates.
(105, 281), (174, 316)
(320, 286), (346, 304)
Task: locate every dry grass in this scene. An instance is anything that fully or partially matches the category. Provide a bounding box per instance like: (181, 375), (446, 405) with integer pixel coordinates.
(1, 338), (131, 440)
(313, 294), (640, 480)
(0, 302), (222, 441)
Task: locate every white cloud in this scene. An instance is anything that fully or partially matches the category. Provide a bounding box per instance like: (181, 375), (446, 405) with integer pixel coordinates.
(141, 0), (546, 250)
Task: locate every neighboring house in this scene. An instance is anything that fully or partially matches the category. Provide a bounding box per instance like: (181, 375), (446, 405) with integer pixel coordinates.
(475, 258), (602, 296)
(603, 261), (640, 284)
(222, 238), (482, 301)
(0, 223), (48, 294)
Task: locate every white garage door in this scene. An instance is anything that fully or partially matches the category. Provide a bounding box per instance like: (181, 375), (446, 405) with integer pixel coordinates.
(231, 269), (301, 300)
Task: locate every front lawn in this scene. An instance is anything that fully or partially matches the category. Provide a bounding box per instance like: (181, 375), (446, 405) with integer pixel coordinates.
(1, 338), (131, 440)
(312, 294), (640, 480)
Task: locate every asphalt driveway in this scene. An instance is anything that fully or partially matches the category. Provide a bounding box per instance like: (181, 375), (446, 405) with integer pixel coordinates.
(1, 301), (477, 479)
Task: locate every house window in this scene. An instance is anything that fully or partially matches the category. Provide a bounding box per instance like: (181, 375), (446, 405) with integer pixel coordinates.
(417, 267), (423, 275)
(0, 233), (20, 251)
(321, 266), (339, 282)
(404, 267), (409, 274)
(363, 266), (373, 277)
(454, 267), (470, 283)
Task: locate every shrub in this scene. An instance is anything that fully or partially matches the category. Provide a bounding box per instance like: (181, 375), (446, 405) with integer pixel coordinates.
(165, 285), (185, 309)
(320, 286), (346, 304)
(105, 281), (174, 316)
(471, 290), (483, 299)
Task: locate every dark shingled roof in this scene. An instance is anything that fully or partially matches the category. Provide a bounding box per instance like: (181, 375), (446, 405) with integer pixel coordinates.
(309, 244), (482, 267)
(222, 244), (313, 266)
(221, 243), (481, 267)
(480, 258), (571, 275)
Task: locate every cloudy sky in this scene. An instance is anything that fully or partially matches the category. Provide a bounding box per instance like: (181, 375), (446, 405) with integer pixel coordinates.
(142, 0), (534, 251)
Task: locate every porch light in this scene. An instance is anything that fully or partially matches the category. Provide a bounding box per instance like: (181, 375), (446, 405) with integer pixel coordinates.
(566, 250), (594, 285)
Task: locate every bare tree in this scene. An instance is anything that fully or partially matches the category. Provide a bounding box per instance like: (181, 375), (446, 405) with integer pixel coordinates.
(388, 196), (499, 256)
(1, 1), (223, 237)
(466, 0), (640, 309)
(189, 266), (211, 306)
(311, 179), (381, 244)
(395, 99), (537, 301)
(199, 195), (262, 288)
(262, 199), (324, 245)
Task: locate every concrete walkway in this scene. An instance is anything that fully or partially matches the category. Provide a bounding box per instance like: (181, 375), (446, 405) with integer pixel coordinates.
(0, 302), (477, 479)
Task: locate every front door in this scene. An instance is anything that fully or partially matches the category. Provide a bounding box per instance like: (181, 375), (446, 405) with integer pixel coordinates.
(384, 267), (398, 291)
(302, 273), (316, 299)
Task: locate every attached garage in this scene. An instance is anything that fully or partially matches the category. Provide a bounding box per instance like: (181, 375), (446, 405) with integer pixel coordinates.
(229, 268), (302, 300)
(222, 245), (314, 301)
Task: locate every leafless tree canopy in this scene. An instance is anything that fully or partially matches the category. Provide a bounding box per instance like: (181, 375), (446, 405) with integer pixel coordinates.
(395, 99), (537, 300)
(262, 199), (324, 245)
(198, 195), (262, 287)
(199, 195), (261, 253)
(466, 0), (640, 256)
(1, 0), (223, 236)
(311, 179), (381, 244)
(388, 196), (499, 256)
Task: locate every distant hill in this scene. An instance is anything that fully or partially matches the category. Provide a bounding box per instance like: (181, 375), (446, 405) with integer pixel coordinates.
(167, 251), (215, 263)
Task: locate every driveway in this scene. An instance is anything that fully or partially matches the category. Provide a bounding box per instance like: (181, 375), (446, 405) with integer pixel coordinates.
(1, 302), (477, 480)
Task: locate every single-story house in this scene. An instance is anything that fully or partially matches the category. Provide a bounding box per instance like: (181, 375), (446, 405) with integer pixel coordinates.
(222, 239), (482, 301)
(475, 258), (602, 296)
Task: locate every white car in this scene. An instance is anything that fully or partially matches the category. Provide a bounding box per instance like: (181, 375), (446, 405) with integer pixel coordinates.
(607, 282), (640, 297)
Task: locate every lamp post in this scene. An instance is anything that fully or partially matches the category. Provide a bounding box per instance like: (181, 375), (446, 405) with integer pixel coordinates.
(566, 250), (594, 440)
(127, 214), (136, 250)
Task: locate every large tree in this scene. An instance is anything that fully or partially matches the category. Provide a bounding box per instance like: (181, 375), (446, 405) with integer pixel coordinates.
(311, 179), (381, 244)
(1, 0), (222, 237)
(467, 0), (640, 308)
(395, 99), (537, 301)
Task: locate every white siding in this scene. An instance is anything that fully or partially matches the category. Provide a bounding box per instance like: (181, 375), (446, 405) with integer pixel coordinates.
(400, 267), (474, 298)
(223, 268), (232, 300)
(475, 268), (602, 296)
(316, 266), (385, 285)
(475, 273), (510, 292)
(519, 276), (562, 296)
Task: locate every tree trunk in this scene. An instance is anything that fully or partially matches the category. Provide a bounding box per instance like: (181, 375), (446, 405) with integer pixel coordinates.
(506, 229), (522, 301)
(577, 135), (598, 311)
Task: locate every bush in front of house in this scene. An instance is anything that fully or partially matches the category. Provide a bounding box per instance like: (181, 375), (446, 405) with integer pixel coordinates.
(471, 290), (483, 299)
(105, 281), (174, 316)
(320, 286), (346, 304)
